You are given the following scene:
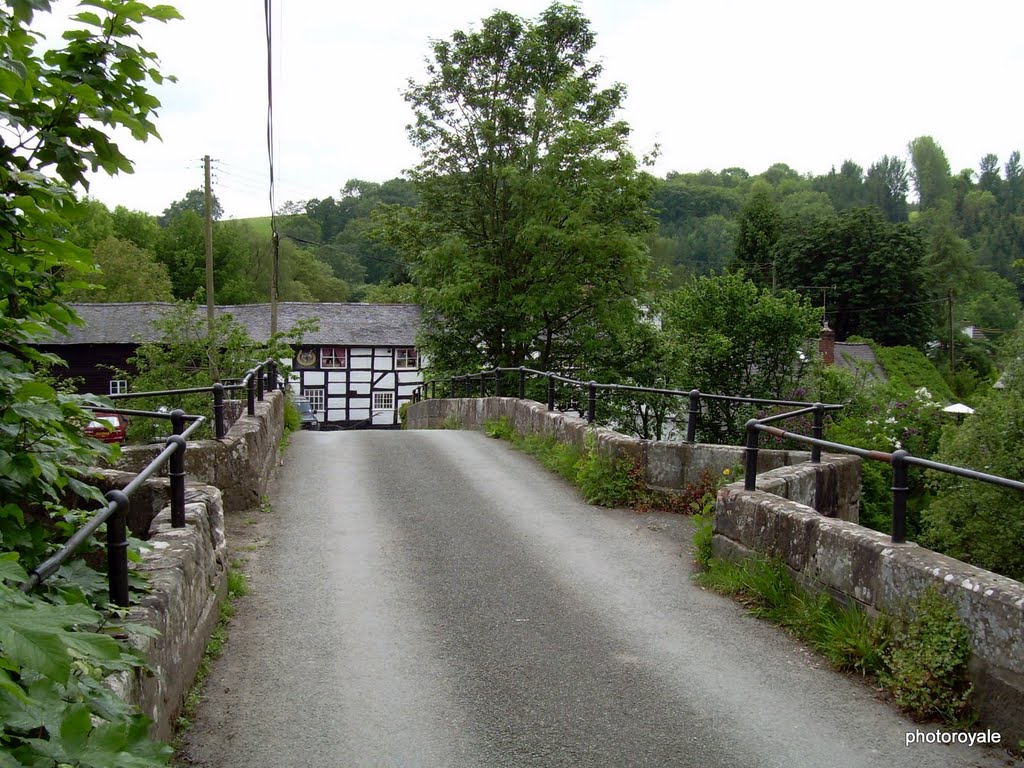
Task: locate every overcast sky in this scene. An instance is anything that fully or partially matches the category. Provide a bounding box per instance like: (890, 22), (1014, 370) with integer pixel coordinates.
(43, 0), (1024, 220)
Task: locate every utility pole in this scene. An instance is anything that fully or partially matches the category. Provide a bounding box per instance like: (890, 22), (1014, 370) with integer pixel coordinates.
(204, 154), (215, 336)
(270, 231), (280, 336)
(948, 288), (955, 373)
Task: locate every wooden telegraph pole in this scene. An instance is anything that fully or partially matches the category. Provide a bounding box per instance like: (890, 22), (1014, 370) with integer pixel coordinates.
(271, 230), (280, 336)
(204, 155), (218, 380)
(204, 155), (215, 335)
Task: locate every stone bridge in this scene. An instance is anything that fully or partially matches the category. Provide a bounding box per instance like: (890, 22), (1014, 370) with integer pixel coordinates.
(109, 390), (1024, 762)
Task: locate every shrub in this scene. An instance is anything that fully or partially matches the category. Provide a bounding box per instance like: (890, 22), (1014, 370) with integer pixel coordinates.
(883, 587), (974, 723)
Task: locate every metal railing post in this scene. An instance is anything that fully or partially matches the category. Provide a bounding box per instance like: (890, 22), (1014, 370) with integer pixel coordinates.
(465, 376), (472, 398)
(547, 373), (555, 411)
(518, 367), (526, 399)
(744, 420), (760, 491)
(811, 403), (824, 463)
(213, 383), (226, 438)
(479, 373), (486, 398)
(686, 389), (700, 443)
(256, 364), (265, 401)
(587, 381), (596, 423)
(246, 372), (256, 416)
(495, 369), (502, 397)
(105, 490), (130, 607)
(891, 450), (909, 544)
(431, 380), (436, 399)
(267, 360), (278, 391)
(168, 410), (187, 528)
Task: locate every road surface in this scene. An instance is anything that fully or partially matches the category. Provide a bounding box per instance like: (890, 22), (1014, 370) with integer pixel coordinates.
(178, 429), (1017, 768)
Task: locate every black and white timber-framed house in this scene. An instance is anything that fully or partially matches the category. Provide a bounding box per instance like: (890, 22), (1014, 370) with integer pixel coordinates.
(36, 302), (423, 429)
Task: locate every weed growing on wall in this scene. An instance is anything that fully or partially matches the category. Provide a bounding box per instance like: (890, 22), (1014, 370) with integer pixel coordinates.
(695, 545), (975, 725)
(883, 587), (974, 723)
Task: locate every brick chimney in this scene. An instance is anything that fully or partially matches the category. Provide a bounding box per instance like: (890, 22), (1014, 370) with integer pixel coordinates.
(819, 323), (835, 365)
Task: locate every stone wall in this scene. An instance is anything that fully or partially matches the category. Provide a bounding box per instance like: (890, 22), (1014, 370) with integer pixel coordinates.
(406, 397), (860, 521)
(101, 474), (228, 741)
(114, 389), (285, 513)
(715, 478), (1024, 744)
(95, 390), (284, 738)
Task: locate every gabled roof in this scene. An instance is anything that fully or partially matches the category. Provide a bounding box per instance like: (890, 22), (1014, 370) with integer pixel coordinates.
(833, 342), (885, 380)
(42, 303), (422, 346)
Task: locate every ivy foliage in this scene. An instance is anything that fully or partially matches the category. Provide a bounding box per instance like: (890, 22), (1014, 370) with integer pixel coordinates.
(0, 1), (180, 763)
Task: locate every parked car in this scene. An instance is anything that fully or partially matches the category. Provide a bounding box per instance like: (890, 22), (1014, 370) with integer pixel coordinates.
(293, 397), (320, 431)
(84, 412), (128, 444)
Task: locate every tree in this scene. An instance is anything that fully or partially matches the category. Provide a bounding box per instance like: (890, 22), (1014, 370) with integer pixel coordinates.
(379, 3), (655, 374)
(732, 181), (782, 288)
(68, 236), (174, 301)
(865, 155), (909, 222)
(158, 188), (222, 226)
(775, 207), (933, 347)
(0, 1), (180, 762)
(908, 136), (953, 211)
(661, 273), (820, 443)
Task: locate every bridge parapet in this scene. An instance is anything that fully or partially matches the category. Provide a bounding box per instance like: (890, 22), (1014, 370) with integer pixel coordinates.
(406, 396), (860, 521)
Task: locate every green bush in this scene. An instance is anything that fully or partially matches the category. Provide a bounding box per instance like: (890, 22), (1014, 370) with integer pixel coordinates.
(883, 587), (973, 723)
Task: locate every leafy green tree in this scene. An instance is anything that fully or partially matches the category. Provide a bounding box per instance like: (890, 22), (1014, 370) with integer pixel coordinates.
(908, 136), (953, 211)
(0, 0), (180, 762)
(813, 160), (868, 211)
(68, 236), (174, 302)
(359, 282), (418, 304)
(865, 155), (910, 222)
(379, 3), (655, 374)
(732, 181), (782, 288)
(158, 188), (222, 226)
(661, 273), (819, 443)
(775, 207), (932, 347)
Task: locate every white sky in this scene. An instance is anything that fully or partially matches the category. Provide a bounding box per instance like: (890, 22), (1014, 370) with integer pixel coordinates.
(41, 0), (1024, 220)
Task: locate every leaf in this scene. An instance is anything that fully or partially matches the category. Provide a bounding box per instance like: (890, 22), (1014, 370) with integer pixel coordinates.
(0, 552), (28, 583)
(59, 704), (92, 760)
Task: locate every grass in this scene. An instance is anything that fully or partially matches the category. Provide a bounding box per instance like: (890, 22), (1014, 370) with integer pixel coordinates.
(696, 550), (975, 726)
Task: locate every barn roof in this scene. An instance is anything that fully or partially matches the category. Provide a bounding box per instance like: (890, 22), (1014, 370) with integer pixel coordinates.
(44, 302), (422, 346)
(833, 342), (886, 380)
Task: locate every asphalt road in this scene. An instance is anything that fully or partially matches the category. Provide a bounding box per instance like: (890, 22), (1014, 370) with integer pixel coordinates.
(179, 429), (1018, 768)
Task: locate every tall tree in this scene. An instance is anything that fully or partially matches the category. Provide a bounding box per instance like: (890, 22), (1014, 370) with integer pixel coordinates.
(908, 136), (953, 211)
(775, 207), (932, 347)
(379, 3), (655, 374)
(732, 181), (782, 288)
(865, 155), (910, 222)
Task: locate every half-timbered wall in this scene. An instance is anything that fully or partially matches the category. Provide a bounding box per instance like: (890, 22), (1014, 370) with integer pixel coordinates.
(293, 345), (422, 428)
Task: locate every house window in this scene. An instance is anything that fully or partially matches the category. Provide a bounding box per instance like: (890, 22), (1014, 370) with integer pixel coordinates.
(109, 379), (128, 395)
(321, 347), (347, 369)
(373, 392), (394, 411)
(303, 387), (325, 414)
(395, 347), (418, 369)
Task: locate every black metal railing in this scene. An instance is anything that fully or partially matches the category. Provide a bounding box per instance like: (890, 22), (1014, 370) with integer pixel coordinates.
(108, 357), (279, 438)
(19, 356), (281, 607)
(21, 408), (204, 607)
(743, 415), (1024, 545)
(413, 367), (843, 443)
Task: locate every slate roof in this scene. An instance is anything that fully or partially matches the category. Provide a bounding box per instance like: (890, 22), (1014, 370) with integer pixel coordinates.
(833, 342), (886, 380)
(44, 303), (422, 346)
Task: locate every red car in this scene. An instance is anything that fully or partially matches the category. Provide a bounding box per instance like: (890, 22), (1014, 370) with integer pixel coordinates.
(84, 412), (128, 444)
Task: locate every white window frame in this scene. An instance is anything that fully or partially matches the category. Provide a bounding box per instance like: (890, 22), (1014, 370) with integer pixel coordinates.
(373, 391), (395, 411)
(395, 347), (418, 370)
(109, 379), (128, 395)
(321, 347), (347, 369)
(303, 387), (325, 415)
